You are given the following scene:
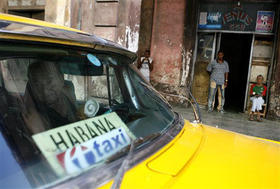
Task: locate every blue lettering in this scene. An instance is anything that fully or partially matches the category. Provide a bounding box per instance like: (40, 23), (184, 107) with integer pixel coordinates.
(111, 135), (122, 148)
(119, 129), (128, 144)
(102, 140), (113, 153)
(93, 141), (103, 157)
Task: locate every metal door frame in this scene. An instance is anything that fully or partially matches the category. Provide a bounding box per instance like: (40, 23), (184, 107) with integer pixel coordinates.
(190, 32), (218, 108)
(243, 34), (255, 112)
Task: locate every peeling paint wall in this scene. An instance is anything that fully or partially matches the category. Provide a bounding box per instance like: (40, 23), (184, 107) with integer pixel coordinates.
(116, 0), (142, 52)
(45, 0), (70, 27)
(117, 24), (140, 52)
(180, 47), (192, 86)
(147, 0), (199, 106)
(150, 0), (186, 88)
(0, 0), (7, 13)
(126, 25), (140, 52)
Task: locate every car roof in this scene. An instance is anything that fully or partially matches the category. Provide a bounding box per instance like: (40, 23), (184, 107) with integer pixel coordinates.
(0, 13), (137, 60)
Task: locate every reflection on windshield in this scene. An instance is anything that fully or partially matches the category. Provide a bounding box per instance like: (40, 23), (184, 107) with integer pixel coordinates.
(0, 43), (174, 188)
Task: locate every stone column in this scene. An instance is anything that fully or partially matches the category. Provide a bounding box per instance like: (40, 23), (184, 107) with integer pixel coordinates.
(150, 0), (186, 92)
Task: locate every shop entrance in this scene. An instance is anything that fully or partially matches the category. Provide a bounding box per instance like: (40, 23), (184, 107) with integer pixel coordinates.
(219, 33), (252, 112)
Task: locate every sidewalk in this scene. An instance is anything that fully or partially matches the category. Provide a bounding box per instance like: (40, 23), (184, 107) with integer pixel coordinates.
(173, 106), (280, 142)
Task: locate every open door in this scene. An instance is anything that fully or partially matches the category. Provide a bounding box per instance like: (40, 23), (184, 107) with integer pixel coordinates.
(219, 33), (253, 112)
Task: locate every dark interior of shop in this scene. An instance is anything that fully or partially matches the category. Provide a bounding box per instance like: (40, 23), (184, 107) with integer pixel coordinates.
(218, 33), (252, 112)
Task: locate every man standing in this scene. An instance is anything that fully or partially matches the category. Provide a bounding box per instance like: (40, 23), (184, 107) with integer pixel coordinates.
(207, 50), (229, 113)
(138, 50), (153, 82)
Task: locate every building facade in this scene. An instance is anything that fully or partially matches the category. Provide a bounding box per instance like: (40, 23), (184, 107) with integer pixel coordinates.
(1, 0), (280, 120)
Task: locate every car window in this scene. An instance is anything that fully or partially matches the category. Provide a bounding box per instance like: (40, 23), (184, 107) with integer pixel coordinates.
(1, 59), (33, 93)
(0, 43), (174, 188)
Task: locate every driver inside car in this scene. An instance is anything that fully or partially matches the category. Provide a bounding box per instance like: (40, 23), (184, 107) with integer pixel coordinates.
(23, 61), (79, 134)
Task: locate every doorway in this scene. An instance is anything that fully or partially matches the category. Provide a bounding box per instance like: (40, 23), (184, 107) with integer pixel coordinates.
(219, 33), (252, 112)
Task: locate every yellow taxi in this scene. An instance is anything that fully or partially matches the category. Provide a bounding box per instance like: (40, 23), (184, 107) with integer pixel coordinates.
(0, 13), (279, 189)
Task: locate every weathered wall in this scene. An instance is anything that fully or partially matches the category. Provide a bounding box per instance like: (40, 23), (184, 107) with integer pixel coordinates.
(139, 0), (199, 106)
(6, 0), (44, 8)
(150, 0), (186, 93)
(45, 0), (141, 52)
(45, 0), (70, 27)
(116, 0), (141, 52)
(182, 0), (199, 88)
(1, 0), (45, 19)
(0, 0), (7, 13)
(137, 0), (154, 57)
(7, 0), (44, 7)
(0, 0), (45, 13)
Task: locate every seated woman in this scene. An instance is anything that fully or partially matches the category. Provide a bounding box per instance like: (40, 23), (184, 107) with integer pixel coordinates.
(23, 61), (79, 134)
(249, 75), (267, 122)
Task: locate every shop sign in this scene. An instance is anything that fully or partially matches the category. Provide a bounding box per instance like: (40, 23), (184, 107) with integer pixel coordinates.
(222, 6), (253, 31)
(198, 3), (277, 32)
(256, 11), (274, 33)
(199, 12), (222, 29)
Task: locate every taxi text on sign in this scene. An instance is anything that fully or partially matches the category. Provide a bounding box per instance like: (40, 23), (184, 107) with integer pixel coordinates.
(32, 112), (135, 175)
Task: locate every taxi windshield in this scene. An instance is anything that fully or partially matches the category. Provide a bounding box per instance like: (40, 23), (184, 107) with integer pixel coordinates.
(0, 43), (175, 188)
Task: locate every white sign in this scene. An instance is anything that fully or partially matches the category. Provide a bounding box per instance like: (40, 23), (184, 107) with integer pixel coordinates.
(57, 127), (131, 174)
(32, 112), (135, 175)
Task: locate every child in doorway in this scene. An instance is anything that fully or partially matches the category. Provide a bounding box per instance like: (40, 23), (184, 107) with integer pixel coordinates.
(249, 75), (267, 122)
(138, 50), (153, 82)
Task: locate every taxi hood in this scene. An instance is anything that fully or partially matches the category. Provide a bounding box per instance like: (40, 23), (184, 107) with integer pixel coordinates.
(143, 121), (280, 188)
(98, 120), (280, 189)
(146, 121), (203, 176)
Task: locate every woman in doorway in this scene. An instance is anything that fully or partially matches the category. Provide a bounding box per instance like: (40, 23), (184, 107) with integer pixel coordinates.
(249, 75), (267, 122)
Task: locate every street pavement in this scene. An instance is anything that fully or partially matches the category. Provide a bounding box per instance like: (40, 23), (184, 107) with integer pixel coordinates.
(173, 106), (280, 142)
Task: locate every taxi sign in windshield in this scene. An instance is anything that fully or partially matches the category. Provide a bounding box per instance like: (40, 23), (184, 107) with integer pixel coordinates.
(57, 127), (130, 174)
(32, 112), (135, 175)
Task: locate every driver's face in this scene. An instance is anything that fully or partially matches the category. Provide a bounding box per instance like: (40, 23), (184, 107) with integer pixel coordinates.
(30, 64), (64, 105)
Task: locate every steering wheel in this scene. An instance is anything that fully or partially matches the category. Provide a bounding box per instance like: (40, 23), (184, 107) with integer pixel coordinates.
(84, 98), (100, 118)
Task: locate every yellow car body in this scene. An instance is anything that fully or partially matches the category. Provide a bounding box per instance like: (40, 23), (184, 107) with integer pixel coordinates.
(0, 13), (279, 189)
(102, 121), (280, 189)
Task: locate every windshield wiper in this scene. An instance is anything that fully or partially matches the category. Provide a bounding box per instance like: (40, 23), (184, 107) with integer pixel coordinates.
(109, 132), (161, 189)
(110, 139), (135, 189)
